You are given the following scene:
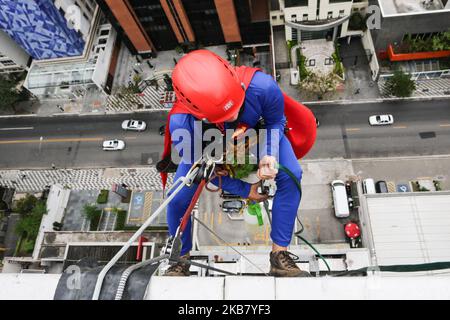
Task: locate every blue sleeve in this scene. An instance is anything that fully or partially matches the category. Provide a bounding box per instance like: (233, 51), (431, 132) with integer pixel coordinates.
(259, 74), (285, 160)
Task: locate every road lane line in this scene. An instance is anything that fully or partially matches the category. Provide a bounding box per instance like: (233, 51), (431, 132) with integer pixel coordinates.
(440, 124), (450, 127)
(0, 137), (103, 145)
(346, 128), (361, 131)
(0, 127), (34, 131)
(393, 126), (407, 129)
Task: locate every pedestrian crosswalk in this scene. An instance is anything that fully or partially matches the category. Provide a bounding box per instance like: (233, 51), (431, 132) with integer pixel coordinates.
(378, 78), (450, 98)
(0, 167), (173, 193)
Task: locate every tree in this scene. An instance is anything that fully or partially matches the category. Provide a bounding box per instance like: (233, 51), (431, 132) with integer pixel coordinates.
(15, 201), (47, 239)
(299, 72), (341, 99)
(384, 70), (416, 97)
(83, 204), (101, 231)
(14, 194), (38, 216)
(0, 76), (25, 111)
(348, 12), (368, 31)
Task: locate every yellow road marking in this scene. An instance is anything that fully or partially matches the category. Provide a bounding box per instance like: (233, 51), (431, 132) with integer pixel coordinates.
(346, 128), (360, 131)
(0, 137), (103, 145)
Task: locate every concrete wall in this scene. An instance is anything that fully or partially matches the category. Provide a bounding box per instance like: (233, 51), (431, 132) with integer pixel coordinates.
(0, 30), (30, 72)
(371, 10), (450, 52)
(361, 29), (380, 80)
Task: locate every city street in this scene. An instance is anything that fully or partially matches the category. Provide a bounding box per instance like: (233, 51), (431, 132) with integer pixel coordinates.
(0, 99), (449, 169)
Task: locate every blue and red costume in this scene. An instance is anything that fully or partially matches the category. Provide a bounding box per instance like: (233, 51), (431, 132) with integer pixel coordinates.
(162, 68), (317, 256)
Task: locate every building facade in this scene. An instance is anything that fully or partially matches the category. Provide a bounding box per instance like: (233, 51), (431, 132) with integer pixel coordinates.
(95, 0), (271, 56)
(270, 0), (369, 42)
(0, 30), (30, 74)
(0, 0), (86, 60)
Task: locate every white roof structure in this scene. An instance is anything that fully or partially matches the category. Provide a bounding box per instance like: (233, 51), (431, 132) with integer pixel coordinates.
(378, 0), (448, 16)
(1, 274), (450, 300)
(365, 193), (450, 269)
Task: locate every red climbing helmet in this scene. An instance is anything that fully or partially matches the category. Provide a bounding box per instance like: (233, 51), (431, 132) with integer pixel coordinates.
(172, 50), (245, 123)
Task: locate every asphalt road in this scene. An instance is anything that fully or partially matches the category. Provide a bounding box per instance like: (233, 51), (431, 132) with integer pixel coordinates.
(0, 113), (167, 169)
(0, 99), (449, 169)
(307, 99), (450, 159)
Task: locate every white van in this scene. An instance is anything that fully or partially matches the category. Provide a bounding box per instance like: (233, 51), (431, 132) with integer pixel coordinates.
(331, 180), (350, 218)
(363, 178), (376, 194)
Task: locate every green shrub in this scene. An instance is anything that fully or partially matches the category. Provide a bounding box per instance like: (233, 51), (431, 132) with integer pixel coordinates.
(97, 190), (109, 204)
(14, 194), (38, 216)
(83, 204), (101, 231)
(115, 209), (128, 230)
(332, 52), (344, 78)
(298, 54), (310, 80)
(384, 70), (416, 97)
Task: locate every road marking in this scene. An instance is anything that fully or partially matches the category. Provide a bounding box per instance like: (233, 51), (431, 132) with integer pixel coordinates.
(0, 127), (34, 131)
(346, 128), (361, 131)
(416, 177), (432, 180)
(393, 126), (407, 129)
(0, 137), (103, 145)
(439, 124), (450, 127)
(124, 136), (138, 140)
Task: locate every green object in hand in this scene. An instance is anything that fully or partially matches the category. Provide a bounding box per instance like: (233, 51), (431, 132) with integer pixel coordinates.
(247, 202), (264, 226)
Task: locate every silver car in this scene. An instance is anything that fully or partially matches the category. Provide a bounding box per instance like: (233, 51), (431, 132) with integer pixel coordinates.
(121, 120), (147, 131)
(369, 114), (394, 126)
(103, 139), (125, 151)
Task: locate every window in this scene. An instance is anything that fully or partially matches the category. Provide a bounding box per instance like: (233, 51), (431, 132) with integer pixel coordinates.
(272, 16), (277, 20)
(307, 59), (316, 67)
(1, 60), (15, 66)
(339, 10), (345, 17)
(302, 14), (308, 21)
(291, 14), (297, 21)
(100, 29), (109, 36)
(325, 58), (334, 65)
(327, 11), (333, 19)
(280, 15), (285, 21)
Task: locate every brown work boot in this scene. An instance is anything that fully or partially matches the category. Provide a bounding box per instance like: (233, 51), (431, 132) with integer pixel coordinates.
(164, 254), (191, 277)
(269, 250), (312, 277)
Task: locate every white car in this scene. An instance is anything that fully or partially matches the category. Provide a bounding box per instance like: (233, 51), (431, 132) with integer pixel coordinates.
(121, 120), (147, 131)
(103, 139), (125, 151)
(369, 114), (394, 126)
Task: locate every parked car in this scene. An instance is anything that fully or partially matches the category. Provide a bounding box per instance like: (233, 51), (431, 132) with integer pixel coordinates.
(122, 120), (147, 131)
(345, 181), (352, 197)
(221, 200), (245, 213)
(362, 178), (376, 194)
(331, 180), (350, 218)
(102, 139), (125, 151)
(376, 180), (389, 193)
(369, 114), (394, 126)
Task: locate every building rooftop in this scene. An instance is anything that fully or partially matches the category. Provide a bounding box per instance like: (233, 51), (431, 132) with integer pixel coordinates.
(379, 0), (446, 16)
(364, 192), (450, 273)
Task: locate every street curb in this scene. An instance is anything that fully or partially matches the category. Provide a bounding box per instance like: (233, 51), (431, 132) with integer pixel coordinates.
(304, 95), (450, 106)
(0, 114), (38, 119)
(1, 94), (448, 118)
(350, 154), (450, 162)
